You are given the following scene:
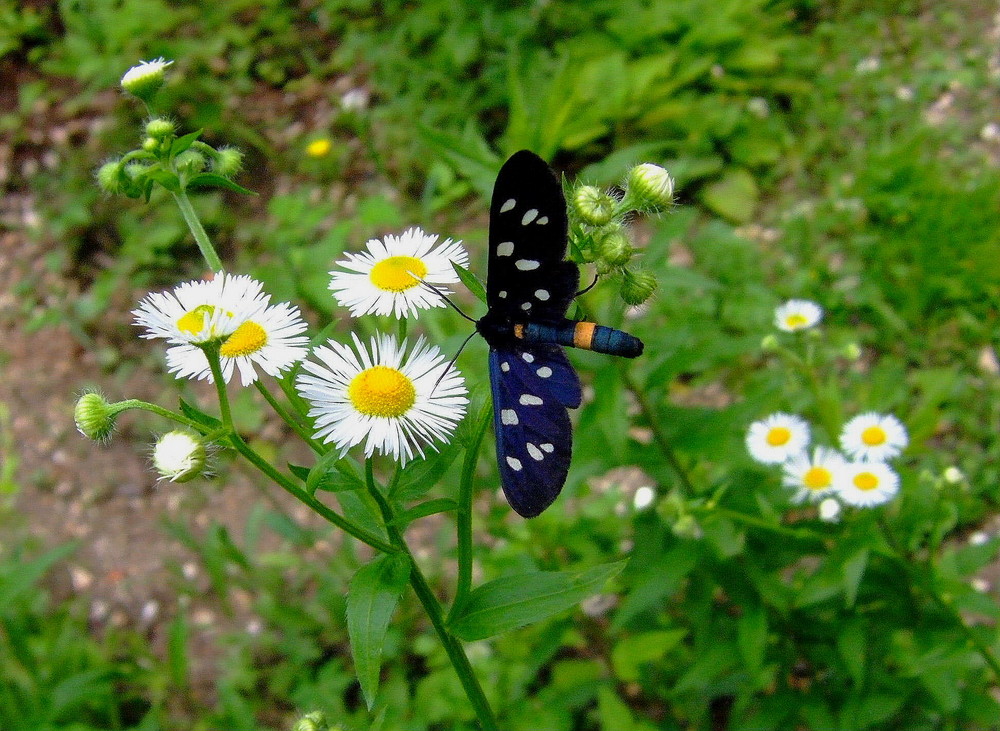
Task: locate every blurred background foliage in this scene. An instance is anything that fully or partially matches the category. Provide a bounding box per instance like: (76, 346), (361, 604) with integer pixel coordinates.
(3, 0), (1000, 728)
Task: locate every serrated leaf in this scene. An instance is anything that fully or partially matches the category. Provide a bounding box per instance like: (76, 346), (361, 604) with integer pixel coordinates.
(347, 554), (411, 709)
(390, 498), (458, 527)
(451, 261), (487, 304)
(178, 398), (221, 429)
(186, 173), (256, 196)
(449, 561), (625, 641)
(170, 129), (203, 156)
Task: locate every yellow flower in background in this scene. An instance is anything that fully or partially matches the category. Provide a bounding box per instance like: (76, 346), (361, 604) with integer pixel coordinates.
(306, 138), (332, 158)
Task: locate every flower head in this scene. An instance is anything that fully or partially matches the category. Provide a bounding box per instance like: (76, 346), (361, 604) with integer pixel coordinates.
(121, 58), (172, 101)
(774, 299), (823, 332)
(781, 446), (846, 503)
(746, 413), (810, 464)
(306, 138), (332, 158)
(835, 461), (900, 507)
(74, 391), (116, 442)
(329, 228), (468, 320)
(626, 163), (675, 210)
(153, 431), (207, 483)
(840, 412), (908, 461)
(296, 333), (467, 463)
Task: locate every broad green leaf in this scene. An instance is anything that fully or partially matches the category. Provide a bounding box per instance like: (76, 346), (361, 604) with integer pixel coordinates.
(347, 554), (411, 709)
(337, 490), (389, 542)
(449, 562), (625, 641)
(147, 167), (182, 193)
(186, 173), (257, 196)
(699, 168), (758, 223)
(178, 398), (220, 429)
(611, 630), (686, 681)
(390, 498), (458, 527)
(451, 260), (487, 304)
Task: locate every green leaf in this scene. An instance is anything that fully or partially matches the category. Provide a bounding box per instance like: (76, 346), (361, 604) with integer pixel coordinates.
(392, 441), (463, 502)
(0, 542), (77, 611)
(146, 167), (182, 193)
(449, 561), (625, 641)
(303, 451), (365, 496)
(737, 604), (768, 673)
(699, 168), (758, 223)
(171, 129), (204, 156)
(842, 548), (869, 608)
(178, 398), (221, 429)
(837, 619), (867, 685)
(346, 554), (411, 709)
(611, 630), (686, 682)
(390, 498), (458, 527)
(451, 260), (487, 304)
(186, 173), (257, 196)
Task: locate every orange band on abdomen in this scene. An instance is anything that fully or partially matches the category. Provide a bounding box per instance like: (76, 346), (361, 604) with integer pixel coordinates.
(573, 322), (596, 350)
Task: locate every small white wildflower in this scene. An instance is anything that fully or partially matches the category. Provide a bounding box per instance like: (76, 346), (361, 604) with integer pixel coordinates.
(746, 413), (810, 465)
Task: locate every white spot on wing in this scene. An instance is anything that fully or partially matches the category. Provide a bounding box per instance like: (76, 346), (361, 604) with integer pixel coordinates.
(500, 361), (510, 372)
(534, 289), (550, 301)
(536, 366), (552, 378)
(540, 443), (554, 453)
(527, 443), (544, 461)
(506, 456), (523, 471)
(500, 198), (516, 213)
(521, 302), (532, 311)
(515, 259), (540, 271)
(536, 216), (549, 225)
(521, 208), (539, 225)
(496, 241), (514, 257)
(498, 290), (507, 298)
(519, 394), (543, 406)
(501, 409), (519, 425)
(521, 352), (534, 363)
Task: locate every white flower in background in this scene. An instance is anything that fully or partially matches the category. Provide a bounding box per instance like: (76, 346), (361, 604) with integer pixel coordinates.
(840, 412), (908, 461)
(296, 333), (467, 463)
(835, 461), (900, 508)
(746, 413), (810, 465)
(633, 486), (656, 510)
(166, 300), (309, 386)
(774, 299), (823, 332)
(781, 446), (846, 503)
(133, 272), (265, 346)
(818, 497), (842, 522)
(329, 228), (468, 319)
(152, 431), (206, 483)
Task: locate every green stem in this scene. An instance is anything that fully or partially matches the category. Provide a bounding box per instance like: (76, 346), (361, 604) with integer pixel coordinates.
(172, 189), (224, 272)
(365, 460), (499, 730)
(110, 399), (204, 431)
(697, 505), (825, 544)
(254, 380), (324, 454)
(451, 404), (492, 621)
(203, 344), (233, 430)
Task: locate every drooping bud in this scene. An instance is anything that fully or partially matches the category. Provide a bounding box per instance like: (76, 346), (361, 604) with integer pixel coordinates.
(292, 711), (329, 731)
(620, 268), (657, 306)
(96, 160), (126, 194)
(627, 163), (675, 210)
(74, 391), (117, 442)
(596, 229), (634, 268)
(175, 149), (206, 175)
(573, 185), (616, 226)
(152, 431), (207, 483)
(145, 117), (176, 139)
(212, 146), (244, 177)
(120, 58), (173, 103)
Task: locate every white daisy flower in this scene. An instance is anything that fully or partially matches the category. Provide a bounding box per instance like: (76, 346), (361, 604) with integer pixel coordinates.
(746, 413), (810, 464)
(296, 333), (467, 463)
(840, 412), (908, 461)
(165, 300), (309, 386)
(834, 461), (900, 507)
(781, 446), (846, 503)
(329, 227), (469, 319)
(133, 272), (266, 346)
(152, 431), (206, 483)
(774, 299), (823, 332)
(818, 497), (842, 522)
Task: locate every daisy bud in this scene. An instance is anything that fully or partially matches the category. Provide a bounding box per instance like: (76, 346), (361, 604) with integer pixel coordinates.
(943, 466), (965, 484)
(573, 185), (616, 226)
(627, 163), (675, 210)
(141, 137), (160, 153)
(760, 334), (780, 351)
(120, 58), (173, 102)
(212, 146), (244, 177)
(153, 431), (207, 483)
(96, 160), (126, 194)
(74, 392), (116, 442)
(672, 514), (702, 540)
(596, 230), (634, 268)
(842, 342), (862, 361)
(175, 149), (206, 175)
(292, 711), (329, 731)
(145, 117), (175, 139)
(620, 268), (657, 306)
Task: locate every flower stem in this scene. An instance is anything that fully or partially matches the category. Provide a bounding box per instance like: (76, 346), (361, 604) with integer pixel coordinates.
(365, 459), (499, 730)
(172, 189), (224, 272)
(203, 344), (233, 430)
(451, 403), (492, 621)
(110, 399), (205, 431)
(254, 380), (324, 454)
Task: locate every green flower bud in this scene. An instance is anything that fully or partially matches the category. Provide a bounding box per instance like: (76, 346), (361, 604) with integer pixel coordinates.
(672, 514), (702, 540)
(141, 137), (159, 153)
(120, 58), (173, 102)
(145, 117), (176, 139)
(213, 146), (244, 177)
(74, 392), (116, 442)
(153, 431), (207, 483)
(597, 229), (634, 268)
(175, 149), (206, 175)
(620, 268), (657, 306)
(842, 342), (862, 360)
(292, 711), (329, 731)
(760, 334), (780, 351)
(627, 163), (675, 210)
(573, 185), (616, 226)
(96, 160), (125, 194)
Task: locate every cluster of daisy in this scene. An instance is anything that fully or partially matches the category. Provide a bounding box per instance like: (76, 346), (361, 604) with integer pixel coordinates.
(746, 412), (908, 510)
(126, 227), (469, 475)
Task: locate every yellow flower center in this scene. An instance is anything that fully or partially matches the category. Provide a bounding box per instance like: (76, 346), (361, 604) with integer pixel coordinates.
(803, 466), (833, 490)
(306, 138), (332, 157)
(369, 256), (428, 292)
(785, 313), (808, 330)
(861, 426), (886, 446)
(176, 304), (216, 336)
(220, 320), (267, 358)
(853, 471), (879, 491)
(348, 365), (416, 418)
(766, 427), (792, 447)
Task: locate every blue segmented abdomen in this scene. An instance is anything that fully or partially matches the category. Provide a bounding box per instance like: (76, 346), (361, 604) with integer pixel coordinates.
(520, 321), (644, 358)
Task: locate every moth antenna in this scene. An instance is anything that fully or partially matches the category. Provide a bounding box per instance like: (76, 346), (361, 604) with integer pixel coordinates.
(432, 329), (478, 395)
(575, 272), (600, 297)
(407, 271), (478, 323)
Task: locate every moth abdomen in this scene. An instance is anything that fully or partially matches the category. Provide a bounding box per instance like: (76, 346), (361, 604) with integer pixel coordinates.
(518, 321), (644, 358)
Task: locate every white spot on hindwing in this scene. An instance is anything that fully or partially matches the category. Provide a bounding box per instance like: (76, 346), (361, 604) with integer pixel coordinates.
(534, 289), (550, 301)
(521, 352), (534, 363)
(500, 198), (516, 213)
(540, 443), (554, 453)
(521, 208), (538, 225)
(506, 456), (523, 471)
(536, 366), (552, 378)
(536, 216), (549, 225)
(527, 443), (544, 461)
(496, 241), (514, 257)
(498, 290), (507, 298)
(515, 259), (540, 271)
(501, 409), (518, 425)
(500, 362), (510, 372)
(520, 394), (543, 406)
(521, 302), (531, 311)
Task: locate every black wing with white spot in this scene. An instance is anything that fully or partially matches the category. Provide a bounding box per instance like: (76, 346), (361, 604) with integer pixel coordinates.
(487, 150), (579, 321)
(489, 345), (582, 518)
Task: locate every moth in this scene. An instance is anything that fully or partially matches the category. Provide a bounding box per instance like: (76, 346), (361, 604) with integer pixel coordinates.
(475, 150), (644, 518)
